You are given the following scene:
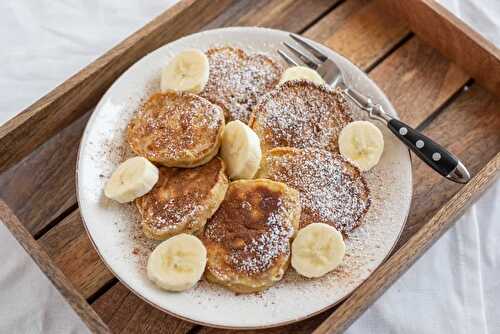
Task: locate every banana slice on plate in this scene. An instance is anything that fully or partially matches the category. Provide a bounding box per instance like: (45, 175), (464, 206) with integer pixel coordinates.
(220, 120), (262, 180)
(104, 156), (159, 203)
(279, 66), (325, 85)
(338, 120), (384, 171)
(291, 223), (345, 278)
(161, 49), (209, 94)
(147, 234), (207, 292)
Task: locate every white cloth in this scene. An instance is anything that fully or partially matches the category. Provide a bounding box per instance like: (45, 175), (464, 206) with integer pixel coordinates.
(438, 0), (500, 48)
(0, 222), (90, 334)
(0, 1), (498, 333)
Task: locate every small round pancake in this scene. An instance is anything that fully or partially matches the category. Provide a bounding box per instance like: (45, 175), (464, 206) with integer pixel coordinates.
(200, 47), (283, 124)
(202, 179), (301, 293)
(136, 157), (228, 240)
(257, 147), (370, 233)
(127, 92), (225, 168)
(249, 80), (352, 152)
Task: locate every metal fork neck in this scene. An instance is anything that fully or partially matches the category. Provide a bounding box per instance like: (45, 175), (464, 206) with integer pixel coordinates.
(338, 84), (392, 123)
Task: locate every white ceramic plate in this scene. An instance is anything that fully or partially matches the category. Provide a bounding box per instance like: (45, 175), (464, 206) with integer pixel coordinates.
(77, 27), (412, 329)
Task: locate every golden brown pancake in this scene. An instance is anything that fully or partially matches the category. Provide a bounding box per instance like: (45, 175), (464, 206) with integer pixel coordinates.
(249, 80), (352, 152)
(127, 92), (225, 168)
(136, 157), (228, 240)
(202, 179), (301, 293)
(200, 47), (282, 124)
(257, 147), (370, 233)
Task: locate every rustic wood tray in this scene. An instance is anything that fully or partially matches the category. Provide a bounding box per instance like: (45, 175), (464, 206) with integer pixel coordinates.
(0, 0), (498, 333)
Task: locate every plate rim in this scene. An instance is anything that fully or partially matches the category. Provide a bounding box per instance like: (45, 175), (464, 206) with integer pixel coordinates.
(76, 26), (413, 329)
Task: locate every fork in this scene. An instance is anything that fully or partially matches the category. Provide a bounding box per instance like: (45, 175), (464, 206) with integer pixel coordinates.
(278, 34), (470, 184)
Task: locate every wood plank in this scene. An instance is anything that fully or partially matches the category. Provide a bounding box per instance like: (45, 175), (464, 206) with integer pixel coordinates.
(92, 283), (195, 334)
(39, 210), (114, 299)
(380, 0), (500, 97)
(0, 114), (89, 235)
(305, 0), (409, 70)
(0, 0), (233, 174)
(369, 37), (468, 126)
(205, 0), (340, 32)
(0, 201), (110, 334)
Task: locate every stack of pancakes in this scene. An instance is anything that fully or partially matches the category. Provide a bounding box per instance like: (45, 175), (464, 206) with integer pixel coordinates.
(127, 47), (370, 293)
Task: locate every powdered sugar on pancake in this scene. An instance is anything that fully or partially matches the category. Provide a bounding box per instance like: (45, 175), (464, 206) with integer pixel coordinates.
(250, 80), (352, 152)
(201, 47), (282, 123)
(259, 148), (371, 233)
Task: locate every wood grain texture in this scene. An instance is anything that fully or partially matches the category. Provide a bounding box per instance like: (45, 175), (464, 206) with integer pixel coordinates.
(205, 0), (340, 32)
(0, 114), (89, 235)
(380, 0), (500, 97)
(398, 84), (500, 247)
(0, 0), (232, 174)
(39, 210), (114, 299)
(369, 37), (468, 126)
(313, 153), (500, 334)
(92, 283), (194, 334)
(0, 201), (110, 334)
(305, 0), (409, 70)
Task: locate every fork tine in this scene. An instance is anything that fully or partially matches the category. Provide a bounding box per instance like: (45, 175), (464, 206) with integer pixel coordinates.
(283, 42), (319, 69)
(290, 34), (328, 62)
(277, 49), (299, 66)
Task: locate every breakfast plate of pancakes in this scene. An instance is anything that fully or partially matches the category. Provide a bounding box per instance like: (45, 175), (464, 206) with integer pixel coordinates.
(77, 27), (412, 329)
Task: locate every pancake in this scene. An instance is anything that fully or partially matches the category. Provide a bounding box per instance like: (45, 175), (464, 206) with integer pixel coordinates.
(136, 157), (228, 240)
(257, 147), (370, 233)
(200, 47), (282, 124)
(127, 91), (224, 168)
(202, 179), (301, 293)
(249, 80), (352, 152)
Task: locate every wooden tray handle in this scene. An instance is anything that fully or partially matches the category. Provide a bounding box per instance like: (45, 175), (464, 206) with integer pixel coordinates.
(314, 152), (499, 334)
(0, 200), (110, 333)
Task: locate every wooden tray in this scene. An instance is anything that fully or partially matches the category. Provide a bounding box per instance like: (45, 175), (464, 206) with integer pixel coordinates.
(0, 0), (498, 333)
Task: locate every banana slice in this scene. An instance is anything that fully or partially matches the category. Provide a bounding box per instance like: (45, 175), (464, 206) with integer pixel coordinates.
(291, 223), (345, 278)
(220, 120), (262, 180)
(104, 157), (159, 203)
(279, 66), (325, 85)
(338, 121), (384, 171)
(147, 234), (207, 292)
(161, 49), (209, 94)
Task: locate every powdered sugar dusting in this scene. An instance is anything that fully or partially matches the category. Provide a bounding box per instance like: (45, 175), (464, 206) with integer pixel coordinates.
(127, 92), (224, 164)
(204, 188), (294, 276)
(260, 148), (370, 233)
(200, 47), (282, 123)
(251, 81), (352, 152)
